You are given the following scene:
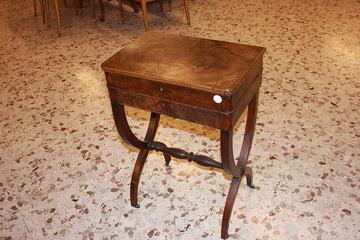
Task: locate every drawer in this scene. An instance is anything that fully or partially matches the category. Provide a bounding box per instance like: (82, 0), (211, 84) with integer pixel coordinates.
(106, 72), (232, 113)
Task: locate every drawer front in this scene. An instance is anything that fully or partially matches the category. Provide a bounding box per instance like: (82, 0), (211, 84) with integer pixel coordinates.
(108, 86), (233, 130)
(105, 73), (232, 113)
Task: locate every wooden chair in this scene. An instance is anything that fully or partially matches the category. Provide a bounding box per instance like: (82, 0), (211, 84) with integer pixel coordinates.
(36, 0), (98, 36)
(77, 0), (102, 23)
(120, 0), (190, 31)
(42, 0), (63, 36)
(33, 0), (46, 24)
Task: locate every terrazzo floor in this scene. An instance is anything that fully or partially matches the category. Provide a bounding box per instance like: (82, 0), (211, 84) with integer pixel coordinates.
(1, 0), (359, 239)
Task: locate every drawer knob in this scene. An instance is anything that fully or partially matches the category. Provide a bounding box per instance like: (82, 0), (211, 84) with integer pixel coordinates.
(159, 87), (164, 92)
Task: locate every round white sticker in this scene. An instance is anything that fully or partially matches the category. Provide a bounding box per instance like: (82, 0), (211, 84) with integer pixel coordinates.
(213, 95), (222, 104)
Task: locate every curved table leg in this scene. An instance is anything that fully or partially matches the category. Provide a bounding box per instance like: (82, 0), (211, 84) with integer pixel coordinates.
(111, 102), (147, 149)
(110, 90), (258, 238)
(111, 101), (162, 207)
(221, 176), (241, 239)
(130, 112), (161, 207)
(221, 92), (258, 239)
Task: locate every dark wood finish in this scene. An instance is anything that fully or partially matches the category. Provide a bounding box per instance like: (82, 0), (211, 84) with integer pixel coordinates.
(148, 141), (223, 169)
(102, 32), (265, 239)
(221, 92), (257, 239)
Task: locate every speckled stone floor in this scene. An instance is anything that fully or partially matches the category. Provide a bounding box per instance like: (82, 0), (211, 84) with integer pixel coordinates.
(1, 0), (359, 239)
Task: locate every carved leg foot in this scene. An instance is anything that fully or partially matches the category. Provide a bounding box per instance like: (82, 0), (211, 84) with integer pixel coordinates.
(164, 153), (171, 166)
(245, 166), (254, 188)
(110, 93), (162, 207)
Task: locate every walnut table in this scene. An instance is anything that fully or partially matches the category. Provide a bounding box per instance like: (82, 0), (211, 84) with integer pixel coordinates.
(102, 32), (266, 239)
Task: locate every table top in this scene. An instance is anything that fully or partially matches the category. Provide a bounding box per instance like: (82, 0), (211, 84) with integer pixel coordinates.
(102, 32), (266, 95)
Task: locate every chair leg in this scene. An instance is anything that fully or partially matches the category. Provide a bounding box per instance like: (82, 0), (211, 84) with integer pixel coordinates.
(54, 0), (61, 36)
(118, 0), (124, 23)
(130, 0), (139, 13)
(89, 0), (97, 23)
(159, 0), (163, 11)
(73, 0), (79, 15)
(184, 0), (190, 25)
(33, 0), (37, 16)
(141, 0), (149, 31)
(169, 0), (172, 11)
(99, 0), (105, 21)
(78, 0), (83, 14)
(45, 0), (50, 27)
(40, 0), (46, 24)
